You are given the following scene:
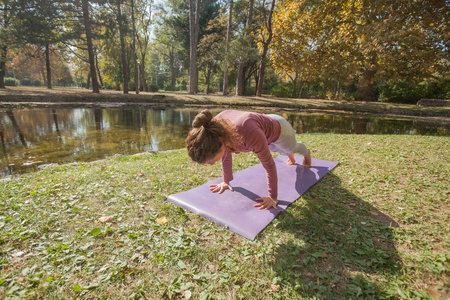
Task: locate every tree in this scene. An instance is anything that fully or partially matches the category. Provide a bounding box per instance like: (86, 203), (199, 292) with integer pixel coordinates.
(81, 0), (100, 93)
(116, 0), (129, 94)
(255, 0), (275, 96)
(271, 0), (449, 101)
(188, 0), (200, 94)
(154, 23), (181, 91)
(222, 0), (233, 95)
(198, 14), (228, 93)
(0, 0), (19, 88)
(14, 0), (69, 89)
(236, 0), (255, 96)
(136, 0), (154, 92)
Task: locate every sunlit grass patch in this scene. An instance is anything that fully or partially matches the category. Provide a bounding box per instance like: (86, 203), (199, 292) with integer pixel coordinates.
(1, 134), (449, 299)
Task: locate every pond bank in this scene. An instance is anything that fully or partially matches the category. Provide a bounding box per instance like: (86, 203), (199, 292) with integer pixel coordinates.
(1, 86), (449, 120)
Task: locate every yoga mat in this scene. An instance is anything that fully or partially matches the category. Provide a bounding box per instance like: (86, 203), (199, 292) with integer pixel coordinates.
(167, 155), (338, 240)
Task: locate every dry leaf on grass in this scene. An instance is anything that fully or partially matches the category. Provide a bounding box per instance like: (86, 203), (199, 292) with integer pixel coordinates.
(183, 290), (192, 299)
(266, 284), (280, 294)
(156, 216), (168, 224)
(98, 216), (113, 223)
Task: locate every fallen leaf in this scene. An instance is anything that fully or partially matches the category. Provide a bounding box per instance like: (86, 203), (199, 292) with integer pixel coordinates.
(184, 290), (192, 299)
(266, 284), (280, 294)
(98, 216), (113, 223)
(370, 211), (379, 216)
(156, 216), (168, 224)
(270, 284), (280, 292)
(321, 251), (329, 257)
(12, 251), (25, 257)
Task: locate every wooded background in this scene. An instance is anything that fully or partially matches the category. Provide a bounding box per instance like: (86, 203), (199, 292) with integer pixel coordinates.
(0, 0), (448, 103)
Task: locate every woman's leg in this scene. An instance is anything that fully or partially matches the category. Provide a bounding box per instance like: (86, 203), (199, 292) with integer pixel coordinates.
(268, 114), (311, 166)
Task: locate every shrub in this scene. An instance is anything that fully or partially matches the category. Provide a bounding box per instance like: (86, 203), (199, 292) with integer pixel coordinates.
(375, 81), (421, 104)
(17, 78), (41, 86)
(128, 80), (136, 91)
(271, 84), (291, 98)
(148, 84), (159, 92)
(19, 78), (33, 86)
(4, 77), (17, 86)
(375, 78), (450, 104)
(244, 86), (256, 96)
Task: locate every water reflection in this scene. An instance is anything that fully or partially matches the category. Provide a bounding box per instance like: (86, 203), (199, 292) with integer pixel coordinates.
(0, 107), (448, 177)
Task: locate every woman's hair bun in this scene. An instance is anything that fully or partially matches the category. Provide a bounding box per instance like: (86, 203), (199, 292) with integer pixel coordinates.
(192, 109), (214, 128)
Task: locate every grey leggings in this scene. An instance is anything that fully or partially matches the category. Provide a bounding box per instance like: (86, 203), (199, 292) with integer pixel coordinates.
(267, 114), (308, 156)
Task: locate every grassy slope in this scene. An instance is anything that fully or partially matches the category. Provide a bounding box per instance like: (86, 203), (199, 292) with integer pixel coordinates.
(1, 86), (449, 119)
(1, 134), (449, 299)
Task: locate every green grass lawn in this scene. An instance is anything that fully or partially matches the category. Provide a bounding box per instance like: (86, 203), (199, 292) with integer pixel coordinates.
(1, 134), (449, 299)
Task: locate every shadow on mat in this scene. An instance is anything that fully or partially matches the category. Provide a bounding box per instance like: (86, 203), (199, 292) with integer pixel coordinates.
(270, 173), (401, 299)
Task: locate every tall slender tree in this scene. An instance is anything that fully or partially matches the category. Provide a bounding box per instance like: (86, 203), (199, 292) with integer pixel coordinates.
(236, 0), (254, 96)
(222, 0), (233, 95)
(0, 0), (18, 88)
(81, 0), (100, 93)
(256, 0), (275, 97)
(131, 0), (139, 93)
(136, 0), (153, 92)
(189, 0), (200, 94)
(116, 0), (129, 94)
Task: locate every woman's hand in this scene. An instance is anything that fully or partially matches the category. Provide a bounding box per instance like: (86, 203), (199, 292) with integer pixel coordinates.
(210, 182), (234, 194)
(254, 197), (278, 210)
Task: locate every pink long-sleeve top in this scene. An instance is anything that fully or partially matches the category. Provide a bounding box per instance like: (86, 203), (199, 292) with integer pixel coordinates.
(217, 110), (281, 199)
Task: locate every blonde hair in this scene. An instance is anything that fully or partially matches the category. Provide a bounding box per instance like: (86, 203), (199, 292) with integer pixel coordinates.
(185, 110), (241, 163)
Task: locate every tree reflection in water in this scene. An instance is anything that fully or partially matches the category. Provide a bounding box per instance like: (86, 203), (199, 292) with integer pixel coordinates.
(0, 107), (448, 176)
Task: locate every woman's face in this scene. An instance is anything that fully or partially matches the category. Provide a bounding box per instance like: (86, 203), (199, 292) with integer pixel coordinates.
(205, 145), (226, 166)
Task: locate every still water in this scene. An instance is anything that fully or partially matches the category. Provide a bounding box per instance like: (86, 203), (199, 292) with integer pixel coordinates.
(1, 107), (448, 177)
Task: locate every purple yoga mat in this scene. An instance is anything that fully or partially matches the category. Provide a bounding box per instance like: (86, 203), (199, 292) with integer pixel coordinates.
(167, 155), (338, 240)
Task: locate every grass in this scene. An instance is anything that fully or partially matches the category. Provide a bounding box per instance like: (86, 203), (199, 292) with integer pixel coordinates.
(0, 134), (449, 299)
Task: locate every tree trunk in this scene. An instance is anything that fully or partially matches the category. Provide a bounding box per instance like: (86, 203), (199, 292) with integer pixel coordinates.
(117, 0), (129, 94)
(256, 0), (276, 97)
(358, 70), (376, 101)
(140, 53), (147, 92)
(0, 46), (6, 89)
(358, 51), (377, 101)
(95, 50), (103, 87)
(189, 0), (200, 94)
(170, 51), (176, 90)
(205, 67), (211, 94)
(222, 0), (233, 95)
(41, 67), (46, 86)
(45, 43), (52, 89)
(86, 71), (91, 89)
(236, 0), (254, 96)
(82, 0), (100, 93)
(131, 0), (139, 94)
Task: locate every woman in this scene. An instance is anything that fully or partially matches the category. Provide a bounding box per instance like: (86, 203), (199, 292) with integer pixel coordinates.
(185, 109), (311, 210)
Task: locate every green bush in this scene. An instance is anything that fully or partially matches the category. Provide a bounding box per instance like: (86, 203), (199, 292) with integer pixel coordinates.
(271, 84), (291, 98)
(376, 81), (421, 104)
(128, 80), (136, 91)
(19, 78), (41, 86)
(376, 78), (450, 104)
(148, 84), (159, 92)
(244, 86), (256, 96)
(4, 77), (17, 86)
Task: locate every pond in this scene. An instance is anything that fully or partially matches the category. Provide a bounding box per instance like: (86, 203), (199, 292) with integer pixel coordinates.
(1, 107), (448, 177)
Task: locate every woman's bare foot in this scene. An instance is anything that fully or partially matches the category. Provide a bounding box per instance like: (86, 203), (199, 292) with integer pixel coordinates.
(303, 149), (312, 167)
(287, 153), (296, 165)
